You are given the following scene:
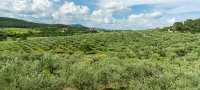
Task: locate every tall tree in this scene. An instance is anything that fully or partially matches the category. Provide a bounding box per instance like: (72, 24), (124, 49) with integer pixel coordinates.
(172, 22), (184, 31)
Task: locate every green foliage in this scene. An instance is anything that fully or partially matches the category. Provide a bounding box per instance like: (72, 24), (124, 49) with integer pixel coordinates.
(173, 22), (184, 31)
(0, 17), (98, 38)
(0, 33), (7, 41)
(161, 18), (200, 33)
(80, 43), (96, 54)
(0, 17), (67, 28)
(1, 31), (200, 89)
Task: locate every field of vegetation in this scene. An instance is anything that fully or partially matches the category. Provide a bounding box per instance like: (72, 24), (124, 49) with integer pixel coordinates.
(2, 17), (200, 90)
(0, 17), (98, 42)
(1, 30), (200, 89)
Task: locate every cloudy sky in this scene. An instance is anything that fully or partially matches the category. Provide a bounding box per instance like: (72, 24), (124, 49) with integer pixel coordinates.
(0, 0), (200, 30)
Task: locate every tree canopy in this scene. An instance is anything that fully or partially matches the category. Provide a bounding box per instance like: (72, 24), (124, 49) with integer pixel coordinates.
(161, 18), (200, 33)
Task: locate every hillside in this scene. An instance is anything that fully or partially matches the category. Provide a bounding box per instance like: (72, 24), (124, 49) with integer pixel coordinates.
(0, 17), (70, 28)
(0, 17), (98, 41)
(1, 30), (200, 89)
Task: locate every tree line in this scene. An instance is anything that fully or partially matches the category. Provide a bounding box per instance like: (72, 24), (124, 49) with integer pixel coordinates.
(161, 18), (200, 33)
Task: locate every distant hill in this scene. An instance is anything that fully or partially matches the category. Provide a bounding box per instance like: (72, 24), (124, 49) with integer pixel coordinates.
(92, 27), (107, 30)
(68, 24), (85, 27)
(0, 17), (71, 28)
(0, 17), (109, 31)
(0, 17), (100, 37)
(68, 24), (107, 30)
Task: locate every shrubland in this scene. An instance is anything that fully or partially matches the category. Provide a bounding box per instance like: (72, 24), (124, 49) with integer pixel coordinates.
(1, 31), (200, 89)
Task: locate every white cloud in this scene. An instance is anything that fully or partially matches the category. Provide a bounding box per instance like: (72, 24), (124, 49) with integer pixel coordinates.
(167, 18), (176, 24)
(103, 1), (130, 11)
(12, 0), (30, 11)
(32, 0), (52, 11)
(58, 2), (89, 14)
(86, 0), (200, 29)
(86, 11), (173, 30)
(98, 0), (184, 8)
(90, 10), (112, 23)
(0, 0), (90, 25)
(0, 0), (52, 14)
(89, 1), (131, 24)
(51, 0), (61, 2)
(98, 0), (200, 15)
(0, 0), (30, 12)
(167, 5), (200, 14)
(97, 0), (199, 7)
(0, 0), (200, 30)
(128, 11), (162, 22)
(100, 1), (131, 15)
(52, 1), (89, 24)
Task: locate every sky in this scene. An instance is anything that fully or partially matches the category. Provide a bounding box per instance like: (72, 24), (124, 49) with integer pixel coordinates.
(0, 0), (200, 30)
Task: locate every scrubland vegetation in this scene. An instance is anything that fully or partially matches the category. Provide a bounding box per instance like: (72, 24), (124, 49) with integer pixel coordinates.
(1, 17), (200, 90)
(1, 30), (200, 90)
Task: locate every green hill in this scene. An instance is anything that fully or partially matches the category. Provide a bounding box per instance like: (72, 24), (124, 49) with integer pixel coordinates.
(0, 17), (70, 28)
(0, 17), (98, 41)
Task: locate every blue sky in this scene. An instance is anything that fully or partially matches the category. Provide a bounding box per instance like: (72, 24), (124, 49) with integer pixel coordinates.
(0, 0), (200, 30)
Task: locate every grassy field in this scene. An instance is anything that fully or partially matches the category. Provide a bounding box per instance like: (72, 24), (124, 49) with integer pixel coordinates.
(1, 30), (200, 89)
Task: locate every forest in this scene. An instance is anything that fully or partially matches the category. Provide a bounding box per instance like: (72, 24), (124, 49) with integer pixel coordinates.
(1, 17), (200, 90)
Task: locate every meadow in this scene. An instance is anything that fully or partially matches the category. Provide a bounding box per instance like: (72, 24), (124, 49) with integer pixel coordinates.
(1, 30), (200, 90)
